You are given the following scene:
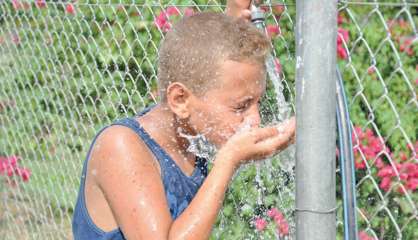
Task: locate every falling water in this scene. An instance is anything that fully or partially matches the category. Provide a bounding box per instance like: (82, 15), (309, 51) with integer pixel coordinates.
(261, 53), (296, 239)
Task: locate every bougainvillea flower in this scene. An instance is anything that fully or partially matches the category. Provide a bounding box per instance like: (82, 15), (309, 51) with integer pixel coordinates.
(15, 167), (31, 182)
(338, 28), (349, 44)
(35, 0), (47, 9)
(66, 3), (76, 15)
(358, 230), (374, 240)
(266, 25), (281, 38)
(337, 45), (348, 59)
(274, 58), (282, 73)
(278, 220), (289, 236)
(154, 12), (171, 32)
(380, 176), (392, 192)
(184, 7), (195, 17)
(267, 207), (283, 219)
(12, 0), (23, 10)
(254, 217), (268, 231)
(272, 5), (285, 16)
(166, 6), (180, 16)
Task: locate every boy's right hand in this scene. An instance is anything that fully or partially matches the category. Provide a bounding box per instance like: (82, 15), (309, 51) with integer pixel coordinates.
(217, 116), (296, 168)
(225, 0), (252, 21)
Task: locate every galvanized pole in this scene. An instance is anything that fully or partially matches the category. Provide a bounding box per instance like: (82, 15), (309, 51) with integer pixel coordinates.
(295, 0), (337, 239)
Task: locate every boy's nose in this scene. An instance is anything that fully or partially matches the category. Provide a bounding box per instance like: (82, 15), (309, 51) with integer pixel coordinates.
(246, 105), (261, 128)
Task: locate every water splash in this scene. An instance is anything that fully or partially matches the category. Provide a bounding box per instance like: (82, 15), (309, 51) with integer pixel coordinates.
(265, 54), (292, 122)
(177, 127), (217, 160)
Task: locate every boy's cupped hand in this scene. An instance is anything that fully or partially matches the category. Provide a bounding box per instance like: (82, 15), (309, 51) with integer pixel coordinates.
(218, 116), (296, 167)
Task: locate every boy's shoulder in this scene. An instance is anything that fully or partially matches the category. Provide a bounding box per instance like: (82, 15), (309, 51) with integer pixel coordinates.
(91, 124), (162, 175)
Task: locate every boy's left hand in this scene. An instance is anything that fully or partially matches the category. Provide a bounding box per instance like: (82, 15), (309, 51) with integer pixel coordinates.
(225, 0), (253, 21)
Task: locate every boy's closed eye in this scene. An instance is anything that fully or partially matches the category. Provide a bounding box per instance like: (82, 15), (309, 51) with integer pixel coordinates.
(234, 100), (251, 113)
(233, 98), (261, 113)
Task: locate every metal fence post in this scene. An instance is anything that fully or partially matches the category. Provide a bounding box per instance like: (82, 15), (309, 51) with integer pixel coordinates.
(295, 0), (337, 239)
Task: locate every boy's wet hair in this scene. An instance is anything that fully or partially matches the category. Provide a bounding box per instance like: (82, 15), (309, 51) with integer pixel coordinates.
(157, 12), (271, 102)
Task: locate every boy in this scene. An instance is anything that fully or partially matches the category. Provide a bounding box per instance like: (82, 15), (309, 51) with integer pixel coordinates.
(72, 1), (296, 239)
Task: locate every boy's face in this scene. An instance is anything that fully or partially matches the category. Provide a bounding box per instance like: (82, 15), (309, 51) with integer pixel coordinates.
(188, 59), (266, 148)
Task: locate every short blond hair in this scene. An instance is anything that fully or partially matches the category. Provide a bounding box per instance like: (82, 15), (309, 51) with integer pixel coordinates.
(157, 12), (271, 101)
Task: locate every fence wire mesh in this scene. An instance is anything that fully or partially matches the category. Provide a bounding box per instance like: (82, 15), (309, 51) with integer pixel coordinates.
(0, 0), (416, 239)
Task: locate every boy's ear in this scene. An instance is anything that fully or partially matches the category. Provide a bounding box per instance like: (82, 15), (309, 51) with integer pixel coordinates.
(166, 82), (192, 119)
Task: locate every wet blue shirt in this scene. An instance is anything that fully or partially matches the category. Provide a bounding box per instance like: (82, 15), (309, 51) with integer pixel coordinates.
(72, 106), (208, 239)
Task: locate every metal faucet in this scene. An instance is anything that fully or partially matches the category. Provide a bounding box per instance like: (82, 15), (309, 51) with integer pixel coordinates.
(250, 1), (265, 30)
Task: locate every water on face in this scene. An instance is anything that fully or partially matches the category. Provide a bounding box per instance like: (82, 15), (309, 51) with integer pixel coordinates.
(176, 54), (295, 238)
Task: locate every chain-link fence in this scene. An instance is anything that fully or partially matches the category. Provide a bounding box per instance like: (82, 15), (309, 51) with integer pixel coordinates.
(0, 0), (416, 239)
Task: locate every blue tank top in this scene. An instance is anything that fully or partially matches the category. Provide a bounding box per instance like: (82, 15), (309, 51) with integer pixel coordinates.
(72, 105), (208, 240)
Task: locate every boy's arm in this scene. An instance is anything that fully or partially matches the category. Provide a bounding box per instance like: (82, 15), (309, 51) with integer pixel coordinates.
(96, 126), (236, 240)
(167, 150), (237, 239)
(97, 120), (295, 240)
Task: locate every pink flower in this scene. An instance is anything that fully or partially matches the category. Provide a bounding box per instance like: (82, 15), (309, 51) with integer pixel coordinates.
(364, 128), (373, 139)
(267, 207), (283, 219)
(66, 3), (76, 15)
(380, 176), (392, 192)
(15, 167), (31, 182)
(35, 0), (47, 9)
(184, 7), (195, 17)
(279, 221), (289, 236)
(6, 165), (14, 177)
(399, 151), (408, 161)
(166, 6), (180, 16)
(358, 230), (374, 240)
(360, 145), (374, 159)
(399, 37), (415, 54)
(369, 138), (383, 153)
(12, 0), (23, 10)
(355, 157), (366, 170)
(254, 217), (268, 231)
(398, 19), (408, 29)
(374, 158), (385, 169)
(154, 12), (171, 32)
(274, 214), (284, 224)
(403, 163), (417, 176)
(406, 178), (418, 190)
(337, 28), (349, 59)
(266, 25), (281, 38)
(377, 165), (395, 178)
(0, 156), (18, 174)
(0, 155), (31, 183)
(337, 28), (349, 44)
(399, 172), (408, 180)
(337, 13), (345, 25)
(272, 5), (285, 16)
(274, 58), (282, 73)
(11, 33), (20, 45)
(367, 66), (375, 75)
(354, 126), (365, 139)
(337, 45), (348, 59)
(7, 156), (18, 168)
(396, 185), (407, 195)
